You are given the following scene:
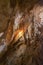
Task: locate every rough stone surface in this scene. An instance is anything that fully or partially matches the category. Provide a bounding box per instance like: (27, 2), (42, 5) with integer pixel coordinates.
(0, 0), (43, 65)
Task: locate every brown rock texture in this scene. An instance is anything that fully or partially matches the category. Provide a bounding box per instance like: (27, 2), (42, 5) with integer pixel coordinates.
(0, 0), (43, 65)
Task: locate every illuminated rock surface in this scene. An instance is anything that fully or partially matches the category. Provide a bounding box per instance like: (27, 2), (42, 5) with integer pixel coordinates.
(0, 0), (43, 65)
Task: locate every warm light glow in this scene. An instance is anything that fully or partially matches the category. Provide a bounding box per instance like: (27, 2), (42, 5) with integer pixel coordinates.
(14, 30), (24, 42)
(17, 30), (24, 38)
